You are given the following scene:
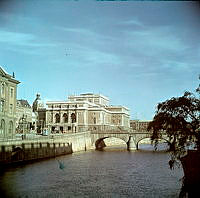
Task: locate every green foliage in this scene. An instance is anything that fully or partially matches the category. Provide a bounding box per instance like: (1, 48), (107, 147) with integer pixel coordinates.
(148, 78), (200, 167)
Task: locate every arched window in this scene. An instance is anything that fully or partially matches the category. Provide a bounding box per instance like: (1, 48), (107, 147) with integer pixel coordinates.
(9, 121), (13, 134)
(0, 119), (5, 136)
(63, 113), (68, 123)
(55, 113), (60, 123)
(71, 113), (76, 123)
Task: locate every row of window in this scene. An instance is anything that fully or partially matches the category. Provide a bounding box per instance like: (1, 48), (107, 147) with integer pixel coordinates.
(0, 100), (13, 113)
(0, 83), (14, 98)
(54, 113), (76, 123)
(131, 123), (149, 130)
(0, 82), (14, 113)
(0, 119), (13, 135)
(49, 104), (85, 109)
(112, 119), (121, 124)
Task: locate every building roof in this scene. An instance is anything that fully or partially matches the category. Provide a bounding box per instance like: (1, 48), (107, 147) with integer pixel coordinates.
(106, 105), (130, 111)
(0, 66), (20, 84)
(17, 99), (31, 108)
(69, 93), (109, 101)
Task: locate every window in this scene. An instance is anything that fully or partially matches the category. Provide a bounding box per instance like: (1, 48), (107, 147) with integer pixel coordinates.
(68, 126), (71, 130)
(0, 100), (5, 112)
(1, 83), (4, 95)
(76, 99), (84, 101)
(71, 113), (76, 123)
(94, 117), (96, 124)
(94, 99), (99, 103)
(9, 104), (13, 114)
(9, 121), (13, 134)
(55, 113), (60, 123)
(63, 113), (68, 123)
(10, 88), (14, 98)
(0, 119), (5, 135)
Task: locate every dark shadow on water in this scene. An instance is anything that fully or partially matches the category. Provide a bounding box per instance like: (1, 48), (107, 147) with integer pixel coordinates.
(97, 143), (169, 153)
(138, 143), (169, 152)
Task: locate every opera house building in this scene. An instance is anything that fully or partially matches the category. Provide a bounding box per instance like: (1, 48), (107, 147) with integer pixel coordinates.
(46, 93), (130, 133)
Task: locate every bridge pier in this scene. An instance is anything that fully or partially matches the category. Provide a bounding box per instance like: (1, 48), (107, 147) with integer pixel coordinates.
(127, 136), (136, 151)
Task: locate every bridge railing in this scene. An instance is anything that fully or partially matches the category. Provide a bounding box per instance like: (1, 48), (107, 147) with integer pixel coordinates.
(88, 125), (131, 133)
(89, 127), (156, 134)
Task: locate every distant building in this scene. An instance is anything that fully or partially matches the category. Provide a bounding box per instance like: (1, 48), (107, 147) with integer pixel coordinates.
(16, 99), (36, 133)
(0, 66), (20, 139)
(46, 93), (130, 133)
(130, 120), (151, 132)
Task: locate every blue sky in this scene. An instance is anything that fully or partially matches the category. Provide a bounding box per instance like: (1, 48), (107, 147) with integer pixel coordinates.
(0, 1), (199, 120)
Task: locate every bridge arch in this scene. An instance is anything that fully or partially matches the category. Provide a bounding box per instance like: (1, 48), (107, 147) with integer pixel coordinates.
(136, 136), (171, 150)
(91, 131), (170, 151)
(11, 146), (25, 161)
(93, 134), (129, 150)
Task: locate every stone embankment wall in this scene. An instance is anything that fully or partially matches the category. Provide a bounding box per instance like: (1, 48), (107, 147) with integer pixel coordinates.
(0, 140), (72, 165)
(53, 131), (92, 152)
(0, 132), (92, 165)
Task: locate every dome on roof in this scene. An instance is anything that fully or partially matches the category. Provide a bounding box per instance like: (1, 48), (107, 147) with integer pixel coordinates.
(37, 94), (44, 109)
(32, 93), (44, 112)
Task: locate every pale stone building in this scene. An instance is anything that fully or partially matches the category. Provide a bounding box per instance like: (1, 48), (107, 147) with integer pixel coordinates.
(130, 120), (151, 132)
(16, 99), (34, 133)
(46, 93), (130, 133)
(0, 66), (20, 139)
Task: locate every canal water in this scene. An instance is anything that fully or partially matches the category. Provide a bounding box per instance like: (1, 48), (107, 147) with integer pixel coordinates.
(0, 144), (183, 198)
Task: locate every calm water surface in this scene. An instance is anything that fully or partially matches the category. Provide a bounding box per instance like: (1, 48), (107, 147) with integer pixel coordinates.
(0, 144), (183, 198)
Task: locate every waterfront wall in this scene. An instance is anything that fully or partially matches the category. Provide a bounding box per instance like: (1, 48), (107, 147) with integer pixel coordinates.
(0, 131), (92, 165)
(0, 141), (72, 165)
(47, 131), (92, 152)
(0, 142), (72, 165)
(62, 131), (92, 152)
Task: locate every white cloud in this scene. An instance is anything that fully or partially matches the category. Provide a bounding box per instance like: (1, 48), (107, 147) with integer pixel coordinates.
(0, 30), (56, 48)
(119, 18), (144, 27)
(0, 30), (35, 45)
(77, 46), (120, 65)
(59, 27), (96, 36)
(125, 26), (187, 55)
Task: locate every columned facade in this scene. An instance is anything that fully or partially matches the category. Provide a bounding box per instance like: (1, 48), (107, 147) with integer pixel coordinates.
(46, 93), (130, 133)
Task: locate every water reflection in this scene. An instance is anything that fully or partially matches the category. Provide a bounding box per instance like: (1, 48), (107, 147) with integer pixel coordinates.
(103, 143), (169, 152)
(138, 143), (169, 151)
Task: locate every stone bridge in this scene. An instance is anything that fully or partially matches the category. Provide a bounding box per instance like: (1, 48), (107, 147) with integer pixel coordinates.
(90, 130), (169, 150)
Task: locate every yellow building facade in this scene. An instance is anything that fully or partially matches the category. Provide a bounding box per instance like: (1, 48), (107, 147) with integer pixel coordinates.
(0, 66), (20, 139)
